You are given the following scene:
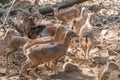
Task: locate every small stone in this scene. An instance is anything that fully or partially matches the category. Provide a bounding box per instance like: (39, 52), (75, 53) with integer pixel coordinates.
(63, 62), (79, 72)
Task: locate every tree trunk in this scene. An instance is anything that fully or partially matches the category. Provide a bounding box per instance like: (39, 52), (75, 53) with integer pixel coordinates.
(0, 0), (10, 4)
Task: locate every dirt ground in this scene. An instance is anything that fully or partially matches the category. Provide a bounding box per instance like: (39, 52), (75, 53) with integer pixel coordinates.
(0, 0), (120, 80)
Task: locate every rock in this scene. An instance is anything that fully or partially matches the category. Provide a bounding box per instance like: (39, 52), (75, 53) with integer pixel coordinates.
(91, 56), (109, 66)
(98, 62), (120, 80)
(108, 62), (119, 71)
(101, 71), (110, 80)
(115, 43), (120, 53)
(113, 54), (120, 67)
(116, 43), (120, 50)
(107, 48), (119, 56)
(63, 62), (79, 72)
(37, 74), (51, 80)
(101, 29), (107, 36)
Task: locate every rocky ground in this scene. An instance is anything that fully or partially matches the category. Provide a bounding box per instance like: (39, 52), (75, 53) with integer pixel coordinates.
(0, 0), (120, 80)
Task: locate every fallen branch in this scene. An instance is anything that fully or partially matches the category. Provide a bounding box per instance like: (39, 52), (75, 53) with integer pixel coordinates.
(0, 0), (16, 31)
(38, 0), (91, 14)
(0, 0), (10, 4)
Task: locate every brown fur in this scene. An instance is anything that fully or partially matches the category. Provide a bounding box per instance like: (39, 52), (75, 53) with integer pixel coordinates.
(12, 9), (42, 39)
(70, 7), (88, 48)
(0, 29), (19, 56)
(72, 7), (87, 34)
(6, 34), (30, 67)
(79, 12), (94, 60)
(23, 26), (66, 50)
(0, 40), (6, 55)
(40, 25), (57, 37)
(53, 6), (80, 23)
(22, 12), (42, 38)
(6, 26), (66, 73)
(20, 31), (78, 78)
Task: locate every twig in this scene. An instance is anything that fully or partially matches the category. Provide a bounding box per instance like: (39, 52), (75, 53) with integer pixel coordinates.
(0, 0), (16, 32)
